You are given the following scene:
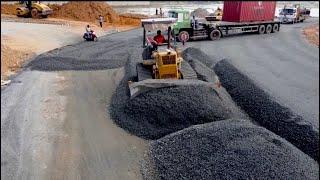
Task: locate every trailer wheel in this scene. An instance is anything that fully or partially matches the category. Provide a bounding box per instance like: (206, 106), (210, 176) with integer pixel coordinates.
(178, 31), (190, 42)
(31, 9), (39, 18)
(209, 30), (221, 40)
(266, 24), (272, 34)
(258, 25), (266, 34)
(272, 24), (279, 33)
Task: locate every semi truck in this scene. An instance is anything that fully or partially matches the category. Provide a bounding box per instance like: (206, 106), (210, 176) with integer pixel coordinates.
(169, 1), (280, 42)
(277, 4), (311, 23)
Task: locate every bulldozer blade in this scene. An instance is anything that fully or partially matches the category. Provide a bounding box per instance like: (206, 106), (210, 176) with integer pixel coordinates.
(128, 79), (217, 98)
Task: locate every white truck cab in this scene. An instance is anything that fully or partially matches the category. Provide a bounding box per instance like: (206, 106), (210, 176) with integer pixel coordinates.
(278, 5), (310, 23)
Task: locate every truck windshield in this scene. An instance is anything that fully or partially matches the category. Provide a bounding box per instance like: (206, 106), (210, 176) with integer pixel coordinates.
(168, 12), (178, 18)
(280, 9), (296, 15)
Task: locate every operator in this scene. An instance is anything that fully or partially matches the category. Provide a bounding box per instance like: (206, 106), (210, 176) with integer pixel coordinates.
(153, 30), (165, 44)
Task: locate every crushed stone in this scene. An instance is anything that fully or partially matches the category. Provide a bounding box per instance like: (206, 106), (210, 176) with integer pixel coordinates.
(145, 119), (319, 180)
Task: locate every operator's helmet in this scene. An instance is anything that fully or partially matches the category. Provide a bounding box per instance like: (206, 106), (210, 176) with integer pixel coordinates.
(87, 25), (90, 28)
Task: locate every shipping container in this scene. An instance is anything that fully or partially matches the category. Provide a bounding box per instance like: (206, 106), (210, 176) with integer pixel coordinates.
(169, 6), (280, 42)
(222, 1), (276, 22)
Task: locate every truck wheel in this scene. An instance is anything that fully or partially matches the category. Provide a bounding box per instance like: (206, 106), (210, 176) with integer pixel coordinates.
(272, 24), (279, 33)
(209, 30), (221, 40)
(258, 25), (266, 34)
(266, 24), (272, 34)
(178, 31), (190, 42)
(31, 9), (38, 18)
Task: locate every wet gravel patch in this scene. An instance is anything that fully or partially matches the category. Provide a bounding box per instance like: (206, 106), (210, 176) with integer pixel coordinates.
(145, 119), (319, 180)
(109, 48), (248, 140)
(214, 59), (319, 161)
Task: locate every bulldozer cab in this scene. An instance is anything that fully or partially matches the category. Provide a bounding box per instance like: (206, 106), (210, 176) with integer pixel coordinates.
(139, 18), (183, 81)
(141, 18), (180, 63)
(141, 18), (177, 48)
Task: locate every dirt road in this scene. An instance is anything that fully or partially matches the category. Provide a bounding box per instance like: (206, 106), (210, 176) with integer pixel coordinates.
(1, 17), (319, 179)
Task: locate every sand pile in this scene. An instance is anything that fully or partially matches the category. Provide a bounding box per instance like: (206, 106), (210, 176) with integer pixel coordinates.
(214, 59), (319, 161)
(1, 2), (145, 26)
(0, 3), (19, 15)
(48, 2), (145, 26)
(49, 2), (119, 24)
(144, 119), (319, 180)
(190, 8), (209, 18)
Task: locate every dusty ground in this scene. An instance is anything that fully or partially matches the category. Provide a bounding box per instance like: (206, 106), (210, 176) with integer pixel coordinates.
(1, 42), (35, 80)
(303, 23), (319, 47)
(1, 14), (137, 82)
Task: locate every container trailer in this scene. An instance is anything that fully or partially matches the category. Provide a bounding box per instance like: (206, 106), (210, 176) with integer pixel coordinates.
(170, 1), (280, 42)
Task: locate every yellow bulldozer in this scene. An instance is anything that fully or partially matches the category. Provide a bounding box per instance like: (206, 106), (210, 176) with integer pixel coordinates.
(128, 18), (215, 98)
(16, 1), (53, 18)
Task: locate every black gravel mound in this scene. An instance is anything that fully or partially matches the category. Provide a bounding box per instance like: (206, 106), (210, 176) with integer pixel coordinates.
(109, 48), (249, 140)
(26, 37), (139, 71)
(214, 59), (319, 161)
(146, 119), (319, 180)
(110, 80), (233, 140)
(27, 56), (127, 71)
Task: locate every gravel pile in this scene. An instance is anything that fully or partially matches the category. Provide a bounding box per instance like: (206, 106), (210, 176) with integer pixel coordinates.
(190, 8), (210, 18)
(214, 59), (319, 161)
(182, 47), (220, 69)
(109, 47), (249, 140)
(145, 119), (319, 180)
(27, 56), (127, 71)
(182, 48), (249, 120)
(110, 79), (233, 140)
(26, 38), (139, 71)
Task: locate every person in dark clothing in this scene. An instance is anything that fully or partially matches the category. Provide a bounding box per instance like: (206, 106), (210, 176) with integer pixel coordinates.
(156, 8), (158, 15)
(99, 15), (103, 28)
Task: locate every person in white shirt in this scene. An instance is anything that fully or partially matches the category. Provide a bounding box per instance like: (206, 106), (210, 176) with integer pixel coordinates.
(85, 25), (92, 38)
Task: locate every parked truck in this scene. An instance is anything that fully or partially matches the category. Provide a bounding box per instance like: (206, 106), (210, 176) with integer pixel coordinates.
(170, 1), (280, 42)
(277, 4), (311, 23)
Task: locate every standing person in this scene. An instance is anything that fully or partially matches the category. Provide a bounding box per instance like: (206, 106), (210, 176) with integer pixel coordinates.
(98, 15), (104, 28)
(192, 15), (196, 29)
(156, 8), (158, 15)
(160, 8), (163, 17)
